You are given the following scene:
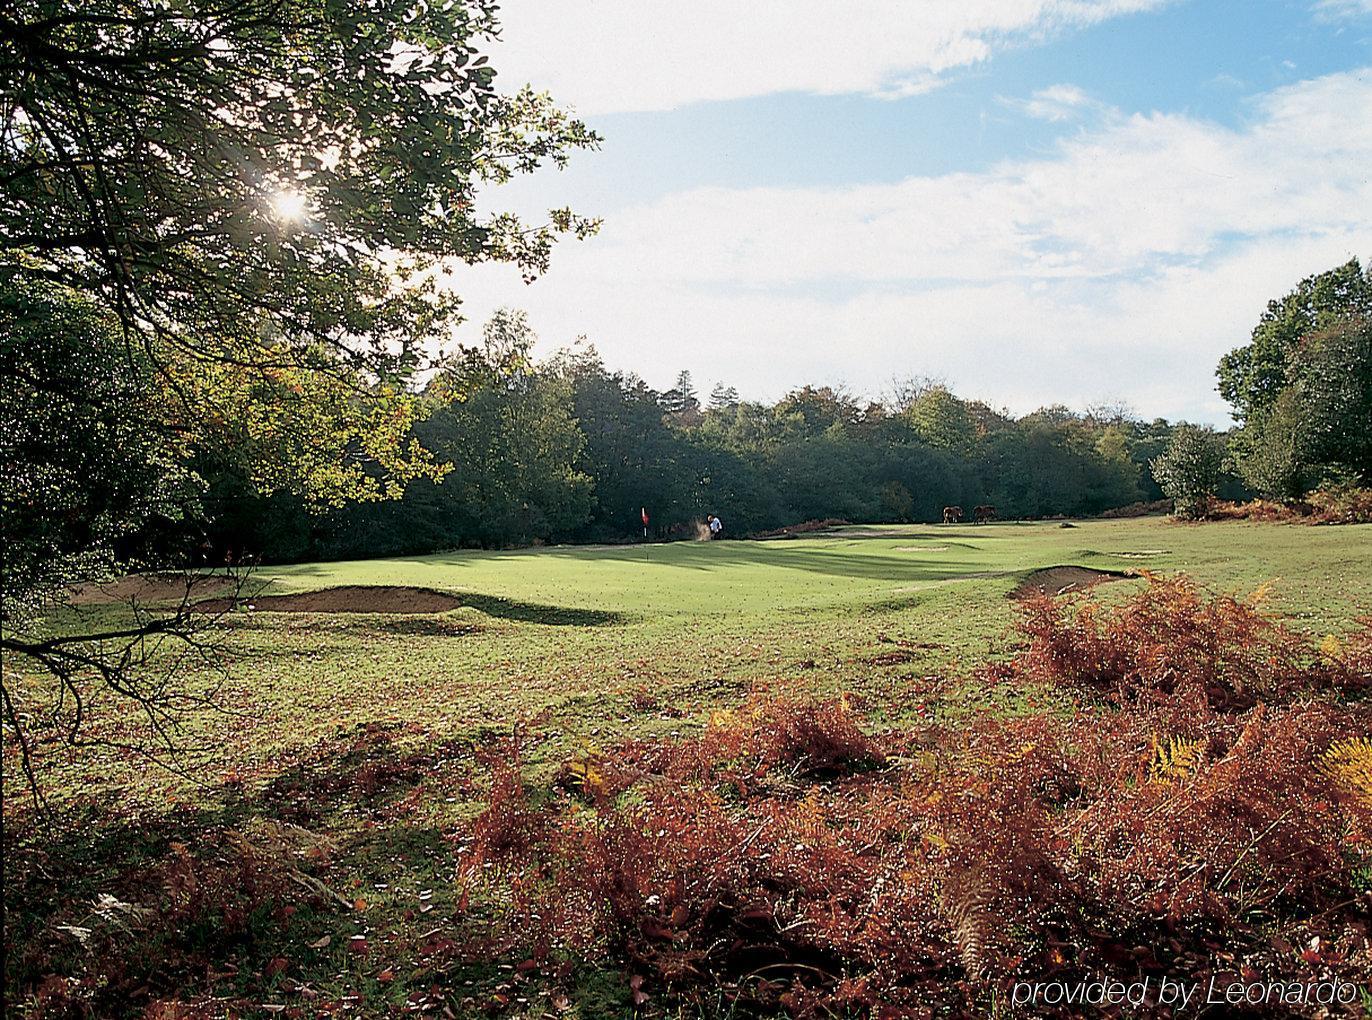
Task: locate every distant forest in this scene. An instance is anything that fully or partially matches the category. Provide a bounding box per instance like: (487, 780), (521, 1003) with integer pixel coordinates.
(188, 313), (1225, 561)
(171, 257), (1366, 562)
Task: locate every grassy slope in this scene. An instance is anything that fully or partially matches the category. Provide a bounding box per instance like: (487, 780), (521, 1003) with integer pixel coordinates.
(5, 518), (1372, 1016)
(11, 518), (1372, 807)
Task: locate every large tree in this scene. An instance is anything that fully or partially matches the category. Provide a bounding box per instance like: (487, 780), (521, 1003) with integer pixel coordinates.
(1218, 260), (1372, 496)
(0, 277), (198, 623)
(414, 310), (594, 547)
(906, 385), (976, 454)
(1, 0), (597, 378)
(1150, 425), (1224, 519)
(1287, 316), (1372, 486)
(1, 0), (597, 567)
(552, 348), (695, 538)
(1217, 259), (1370, 425)
(1, 0), (596, 791)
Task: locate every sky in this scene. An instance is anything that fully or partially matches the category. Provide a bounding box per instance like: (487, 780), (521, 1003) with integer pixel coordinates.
(448, 0), (1372, 424)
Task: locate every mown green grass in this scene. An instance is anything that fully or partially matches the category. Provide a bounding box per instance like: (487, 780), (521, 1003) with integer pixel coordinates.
(4, 518), (1371, 1017)
(11, 517), (1372, 809)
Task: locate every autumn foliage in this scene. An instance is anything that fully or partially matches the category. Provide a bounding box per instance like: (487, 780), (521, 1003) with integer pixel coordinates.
(1006, 573), (1370, 709)
(15, 828), (302, 1019)
(457, 577), (1372, 1016)
(1204, 487), (1372, 525)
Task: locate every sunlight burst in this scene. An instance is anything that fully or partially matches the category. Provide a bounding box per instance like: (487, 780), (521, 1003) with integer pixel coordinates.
(271, 188), (308, 221)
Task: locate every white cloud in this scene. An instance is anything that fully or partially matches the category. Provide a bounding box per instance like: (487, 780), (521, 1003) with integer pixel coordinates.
(1001, 83), (1103, 121)
(1314, 0), (1372, 19)
(492, 0), (1175, 114)
(451, 69), (1372, 423)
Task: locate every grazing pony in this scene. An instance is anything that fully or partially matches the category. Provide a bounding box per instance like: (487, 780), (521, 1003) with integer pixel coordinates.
(942, 505), (963, 524)
(973, 504), (996, 523)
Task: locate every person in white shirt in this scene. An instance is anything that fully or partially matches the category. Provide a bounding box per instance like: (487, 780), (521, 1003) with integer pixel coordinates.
(708, 514), (723, 538)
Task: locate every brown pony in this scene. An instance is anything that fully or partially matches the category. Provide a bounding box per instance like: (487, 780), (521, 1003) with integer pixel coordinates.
(973, 504), (996, 523)
(942, 506), (963, 524)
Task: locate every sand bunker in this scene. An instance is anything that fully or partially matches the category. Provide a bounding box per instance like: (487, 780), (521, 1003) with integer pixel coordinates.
(1010, 566), (1134, 599)
(70, 574), (235, 605)
(194, 585), (462, 615)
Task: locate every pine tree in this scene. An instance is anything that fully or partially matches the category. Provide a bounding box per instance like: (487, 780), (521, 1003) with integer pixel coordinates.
(709, 382), (741, 410)
(660, 370), (701, 415)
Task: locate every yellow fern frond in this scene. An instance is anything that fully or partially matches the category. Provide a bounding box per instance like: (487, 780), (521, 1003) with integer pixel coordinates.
(1150, 736), (1205, 784)
(1246, 578), (1279, 607)
(1321, 738), (1372, 806)
(1319, 633), (1343, 660)
(563, 757), (609, 798)
(964, 741), (1037, 774)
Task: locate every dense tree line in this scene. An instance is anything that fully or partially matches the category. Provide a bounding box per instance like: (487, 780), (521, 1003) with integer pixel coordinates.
(191, 311), (1222, 561)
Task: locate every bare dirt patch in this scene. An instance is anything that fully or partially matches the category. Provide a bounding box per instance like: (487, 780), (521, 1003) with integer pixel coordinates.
(1010, 566), (1135, 599)
(194, 585), (463, 615)
(753, 518), (852, 539)
(70, 574), (236, 605)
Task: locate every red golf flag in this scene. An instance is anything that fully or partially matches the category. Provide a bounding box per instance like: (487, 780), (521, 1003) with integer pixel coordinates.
(641, 507), (649, 526)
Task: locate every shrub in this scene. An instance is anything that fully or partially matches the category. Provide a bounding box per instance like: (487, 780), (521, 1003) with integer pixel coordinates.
(750, 518), (851, 538)
(457, 700), (1372, 1016)
(12, 824), (311, 1019)
(454, 579), (1372, 1016)
(1099, 498), (1171, 519)
(1308, 485), (1372, 524)
(1204, 487), (1372, 524)
(1150, 426), (1225, 519)
(1205, 497), (1312, 522)
(1007, 573), (1369, 709)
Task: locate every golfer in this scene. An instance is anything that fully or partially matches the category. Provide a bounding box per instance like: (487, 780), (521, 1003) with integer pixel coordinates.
(708, 514), (723, 539)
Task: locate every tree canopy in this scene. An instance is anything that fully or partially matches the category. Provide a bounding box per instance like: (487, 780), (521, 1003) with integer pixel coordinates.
(1217, 259), (1372, 496)
(2, 0), (597, 381)
(1216, 259), (1369, 424)
(0, 277), (198, 623)
(1, 0), (599, 577)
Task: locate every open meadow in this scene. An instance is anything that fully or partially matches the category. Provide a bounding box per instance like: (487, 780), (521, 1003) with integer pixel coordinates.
(5, 518), (1372, 1017)
(14, 518), (1372, 804)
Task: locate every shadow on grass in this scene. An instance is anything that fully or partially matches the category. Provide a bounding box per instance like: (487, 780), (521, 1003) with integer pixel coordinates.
(214, 593), (623, 629)
(458, 594), (623, 626)
(374, 616), (483, 637)
(2, 721), (488, 1018)
(268, 526), (1026, 582)
(428, 543), (1006, 583)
